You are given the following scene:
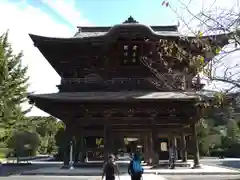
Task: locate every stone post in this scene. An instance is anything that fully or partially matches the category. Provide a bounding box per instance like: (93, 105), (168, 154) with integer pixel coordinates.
(69, 140), (74, 169)
(191, 123), (201, 168)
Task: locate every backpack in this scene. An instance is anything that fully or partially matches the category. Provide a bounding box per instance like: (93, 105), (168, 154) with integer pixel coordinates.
(104, 161), (115, 177)
(131, 160), (143, 174)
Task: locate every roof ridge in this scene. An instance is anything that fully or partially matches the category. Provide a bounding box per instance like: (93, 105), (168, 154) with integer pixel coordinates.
(76, 25), (178, 33)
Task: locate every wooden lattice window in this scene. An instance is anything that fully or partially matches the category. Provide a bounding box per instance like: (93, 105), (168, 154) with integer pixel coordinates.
(121, 43), (140, 66)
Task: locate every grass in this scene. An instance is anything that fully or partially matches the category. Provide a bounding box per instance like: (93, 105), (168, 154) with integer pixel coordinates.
(0, 147), (7, 156)
(0, 147), (11, 161)
(0, 150), (6, 161)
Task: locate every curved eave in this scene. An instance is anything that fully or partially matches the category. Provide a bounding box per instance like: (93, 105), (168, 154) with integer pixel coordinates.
(29, 34), (107, 76)
(29, 32), (230, 77)
(29, 33), (106, 45)
(29, 31), (230, 46)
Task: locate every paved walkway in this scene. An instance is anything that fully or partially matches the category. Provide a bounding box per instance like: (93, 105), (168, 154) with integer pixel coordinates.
(20, 164), (240, 176)
(2, 174), (168, 180)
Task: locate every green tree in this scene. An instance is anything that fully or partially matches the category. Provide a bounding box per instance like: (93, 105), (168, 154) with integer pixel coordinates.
(226, 119), (240, 143)
(28, 116), (63, 154)
(6, 131), (40, 161)
(54, 127), (66, 160)
(0, 31), (29, 130)
(197, 119), (211, 156)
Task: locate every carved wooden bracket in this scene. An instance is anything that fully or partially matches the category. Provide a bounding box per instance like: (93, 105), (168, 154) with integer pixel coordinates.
(150, 109), (158, 118)
(127, 108), (134, 117)
(104, 109), (112, 117)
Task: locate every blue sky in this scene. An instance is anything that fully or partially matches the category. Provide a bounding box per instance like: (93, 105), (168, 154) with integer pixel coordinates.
(0, 0), (180, 116)
(15, 0), (177, 28)
(0, 0), (239, 116)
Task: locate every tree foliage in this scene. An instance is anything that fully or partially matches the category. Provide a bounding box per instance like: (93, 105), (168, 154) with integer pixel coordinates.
(226, 119), (240, 142)
(0, 31), (66, 159)
(6, 131), (40, 160)
(197, 118), (211, 155)
(0, 31), (29, 128)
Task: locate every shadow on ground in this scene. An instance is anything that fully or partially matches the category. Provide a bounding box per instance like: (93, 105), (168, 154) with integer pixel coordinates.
(220, 161), (240, 169)
(19, 163), (131, 176)
(0, 164), (60, 177)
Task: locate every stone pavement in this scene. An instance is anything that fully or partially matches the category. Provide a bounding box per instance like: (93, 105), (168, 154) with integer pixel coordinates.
(20, 164), (240, 176)
(164, 175), (240, 180)
(1, 174), (168, 180)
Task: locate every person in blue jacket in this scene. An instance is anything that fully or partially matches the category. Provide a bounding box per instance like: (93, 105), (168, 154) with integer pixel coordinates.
(128, 153), (144, 180)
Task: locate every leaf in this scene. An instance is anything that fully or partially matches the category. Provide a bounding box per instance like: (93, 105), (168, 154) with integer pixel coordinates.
(215, 46), (221, 54)
(199, 56), (205, 64)
(198, 31), (203, 38)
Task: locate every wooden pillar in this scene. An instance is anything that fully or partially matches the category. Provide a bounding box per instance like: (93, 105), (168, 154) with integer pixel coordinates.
(148, 132), (154, 164)
(74, 135), (85, 163)
(169, 136), (177, 169)
(104, 125), (110, 161)
(180, 133), (187, 163)
(143, 134), (149, 163)
(173, 137), (177, 159)
(168, 137), (171, 162)
(147, 129), (159, 165)
(62, 125), (73, 168)
(138, 135), (144, 154)
(73, 136), (79, 164)
(152, 129), (159, 165)
(109, 132), (115, 154)
(191, 123), (201, 168)
(80, 136), (86, 162)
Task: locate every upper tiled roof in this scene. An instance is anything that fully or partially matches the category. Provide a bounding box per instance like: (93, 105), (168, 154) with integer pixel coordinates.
(73, 30), (182, 38)
(73, 16), (181, 38)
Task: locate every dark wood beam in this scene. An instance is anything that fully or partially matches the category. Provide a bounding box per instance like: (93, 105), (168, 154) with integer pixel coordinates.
(77, 127), (191, 136)
(35, 99), (197, 113)
(33, 101), (198, 125)
(110, 124), (189, 129)
(79, 125), (190, 131)
(76, 121), (189, 126)
(74, 117), (191, 125)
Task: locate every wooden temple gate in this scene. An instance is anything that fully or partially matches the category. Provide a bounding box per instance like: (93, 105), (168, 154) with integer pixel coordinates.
(29, 93), (202, 168)
(27, 16), (228, 169)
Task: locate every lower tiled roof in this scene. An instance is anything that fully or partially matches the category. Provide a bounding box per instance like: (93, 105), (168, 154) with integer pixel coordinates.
(28, 91), (202, 101)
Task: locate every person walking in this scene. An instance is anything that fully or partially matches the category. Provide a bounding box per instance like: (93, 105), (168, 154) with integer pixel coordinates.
(102, 154), (120, 180)
(128, 153), (144, 180)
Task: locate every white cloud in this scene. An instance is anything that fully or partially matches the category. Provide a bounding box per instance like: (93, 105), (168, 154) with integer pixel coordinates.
(0, 0), (87, 116)
(42, 0), (92, 27)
